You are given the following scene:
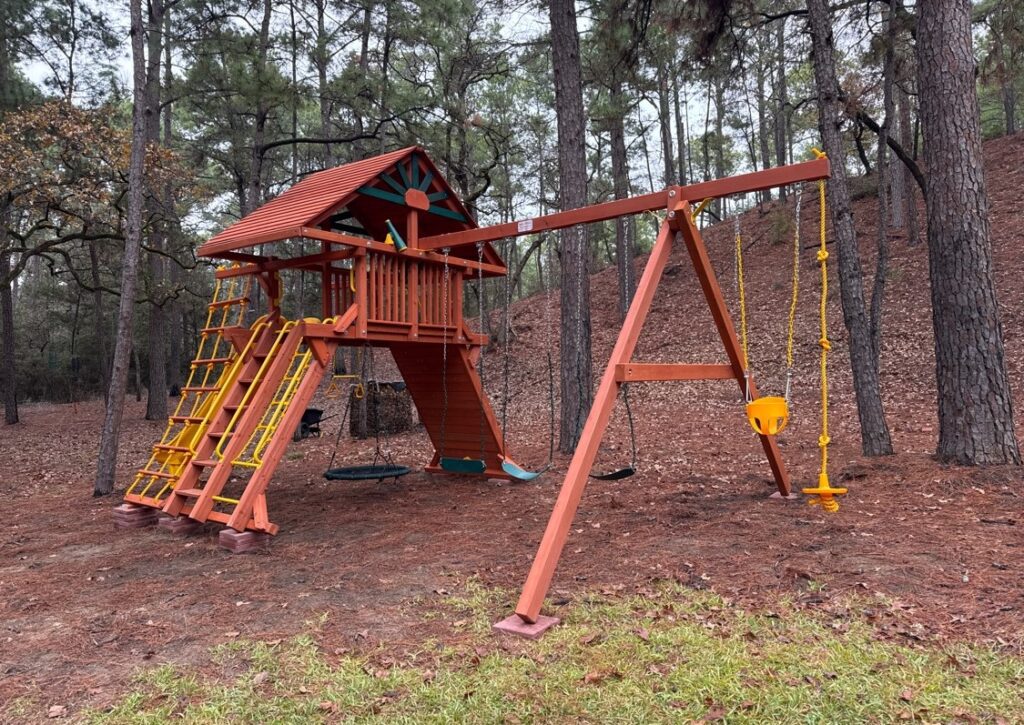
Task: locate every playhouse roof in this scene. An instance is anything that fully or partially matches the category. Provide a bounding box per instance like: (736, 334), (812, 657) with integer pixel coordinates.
(197, 146), (484, 260)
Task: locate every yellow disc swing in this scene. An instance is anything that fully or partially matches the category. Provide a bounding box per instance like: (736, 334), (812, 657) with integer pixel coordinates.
(733, 190), (802, 438)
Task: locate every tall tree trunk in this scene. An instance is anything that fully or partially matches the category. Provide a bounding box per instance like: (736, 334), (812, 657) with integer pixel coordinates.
(89, 241), (110, 398)
(610, 82), (635, 318)
(917, 0), (1020, 465)
(712, 77), (726, 217)
(245, 0), (273, 216)
(897, 81), (920, 245)
(0, 246), (17, 424)
(656, 64), (675, 186)
(870, 3), (896, 367)
(163, 11), (182, 397)
(144, 0), (167, 421)
(807, 0), (893, 456)
(1004, 81), (1017, 136)
(775, 16), (789, 197)
(95, 0), (148, 496)
(671, 60), (688, 185)
(548, 0), (592, 452)
(755, 33), (772, 204)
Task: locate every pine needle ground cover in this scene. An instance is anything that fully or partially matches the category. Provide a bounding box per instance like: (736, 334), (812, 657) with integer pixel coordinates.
(77, 583), (1023, 723)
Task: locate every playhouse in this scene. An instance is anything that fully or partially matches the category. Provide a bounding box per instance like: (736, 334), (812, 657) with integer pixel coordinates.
(114, 146), (836, 635)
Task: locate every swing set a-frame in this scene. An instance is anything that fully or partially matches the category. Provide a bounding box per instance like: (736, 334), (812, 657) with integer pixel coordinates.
(114, 145), (838, 624)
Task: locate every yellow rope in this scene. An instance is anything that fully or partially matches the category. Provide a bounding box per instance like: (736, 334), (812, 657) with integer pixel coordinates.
(691, 197), (714, 221)
(816, 160), (830, 478)
(802, 147), (845, 512)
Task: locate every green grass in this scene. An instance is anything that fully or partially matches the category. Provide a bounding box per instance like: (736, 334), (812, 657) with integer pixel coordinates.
(79, 582), (1023, 723)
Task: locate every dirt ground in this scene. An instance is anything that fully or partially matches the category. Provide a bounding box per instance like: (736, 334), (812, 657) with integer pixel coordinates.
(3, 134), (1024, 716)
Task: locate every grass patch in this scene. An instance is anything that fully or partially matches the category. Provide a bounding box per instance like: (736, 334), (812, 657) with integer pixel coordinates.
(84, 582), (1023, 723)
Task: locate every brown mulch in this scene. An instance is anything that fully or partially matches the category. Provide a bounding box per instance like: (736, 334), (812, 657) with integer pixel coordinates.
(2, 133), (1024, 715)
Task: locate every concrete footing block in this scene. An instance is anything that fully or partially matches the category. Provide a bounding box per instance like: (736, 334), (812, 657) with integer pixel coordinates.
(218, 529), (271, 553)
(113, 503), (159, 529)
(492, 614), (560, 640)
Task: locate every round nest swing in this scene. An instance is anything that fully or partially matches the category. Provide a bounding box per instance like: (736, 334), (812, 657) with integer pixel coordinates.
(323, 464), (411, 481)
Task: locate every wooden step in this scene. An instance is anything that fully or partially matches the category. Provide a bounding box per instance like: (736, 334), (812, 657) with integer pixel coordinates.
(173, 488), (203, 498)
(181, 386), (220, 393)
(191, 459), (220, 468)
(170, 415), (205, 423)
(154, 444), (192, 453)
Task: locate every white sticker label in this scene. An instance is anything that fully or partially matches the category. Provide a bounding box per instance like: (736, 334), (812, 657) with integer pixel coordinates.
(517, 218), (534, 233)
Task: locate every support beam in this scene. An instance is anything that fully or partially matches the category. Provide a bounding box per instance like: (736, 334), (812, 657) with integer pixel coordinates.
(421, 157), (830, 251)
(615, 363), (735, 382)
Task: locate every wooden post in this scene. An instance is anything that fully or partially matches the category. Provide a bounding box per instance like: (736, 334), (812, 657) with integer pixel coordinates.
(354, 251), (367, 339)
(512, 221), (676, 624)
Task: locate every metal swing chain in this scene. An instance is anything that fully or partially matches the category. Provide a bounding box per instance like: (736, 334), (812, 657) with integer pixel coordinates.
(544, 233), (556, 466)
(734, 208), (752, 404)
(477, 241), (487, 464)
(440, 249), (451, 461)
(326, 388), (352, 472)
(500, 239), (512, 447)
(784, 189), (803, 403)
(366, 344), (393, 469)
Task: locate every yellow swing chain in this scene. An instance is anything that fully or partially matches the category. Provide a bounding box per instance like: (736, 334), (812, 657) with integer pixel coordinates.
(802, 148), (846, 512)
(733, 213), (752, 402)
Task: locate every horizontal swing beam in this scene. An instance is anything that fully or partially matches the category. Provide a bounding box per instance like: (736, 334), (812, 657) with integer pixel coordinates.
(419, 157), (831, 251)
(614, 363), (736, 382)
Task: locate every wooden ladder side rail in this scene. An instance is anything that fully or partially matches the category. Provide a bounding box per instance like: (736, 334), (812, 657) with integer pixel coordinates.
(224, 306), (357, 531)
(511, 216), (790, 625)
(185, 326), (308, 523)
(160, 321), (280, 516)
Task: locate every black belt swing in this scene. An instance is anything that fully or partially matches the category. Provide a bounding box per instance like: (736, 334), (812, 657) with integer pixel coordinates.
(323, 346), (411, 483)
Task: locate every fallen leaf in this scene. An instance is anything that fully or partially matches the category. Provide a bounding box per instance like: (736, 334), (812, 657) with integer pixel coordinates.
(47, 705), (67, 719)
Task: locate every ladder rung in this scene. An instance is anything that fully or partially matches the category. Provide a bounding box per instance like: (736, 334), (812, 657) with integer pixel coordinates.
(171, 416), (206, 423)
(174, 488), (203, 497)
(239, 377), (255, 385)
(191, 459), (220, 468)
(181, 386), (220, 393)
(140, 469), (176, 479)
(201, 325), (241, 334)
(233, 460), (258, 469)
(192, 357), (232, 366)
(208, 296), (248, 308)
(207, 430), (224, 438)
(154, 444), (192, 453)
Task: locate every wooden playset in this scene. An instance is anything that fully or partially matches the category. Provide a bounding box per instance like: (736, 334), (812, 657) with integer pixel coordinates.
(113, 146), (842, 630)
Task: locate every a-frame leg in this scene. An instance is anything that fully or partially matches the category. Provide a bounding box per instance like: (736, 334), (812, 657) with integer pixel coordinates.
(503, 214), (790, 631)
(506, 221), (677, 629)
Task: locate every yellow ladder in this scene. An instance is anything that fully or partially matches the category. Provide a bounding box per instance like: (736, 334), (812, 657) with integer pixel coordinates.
(233, 342), (314, 468)
(126, 269), (252, 501)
